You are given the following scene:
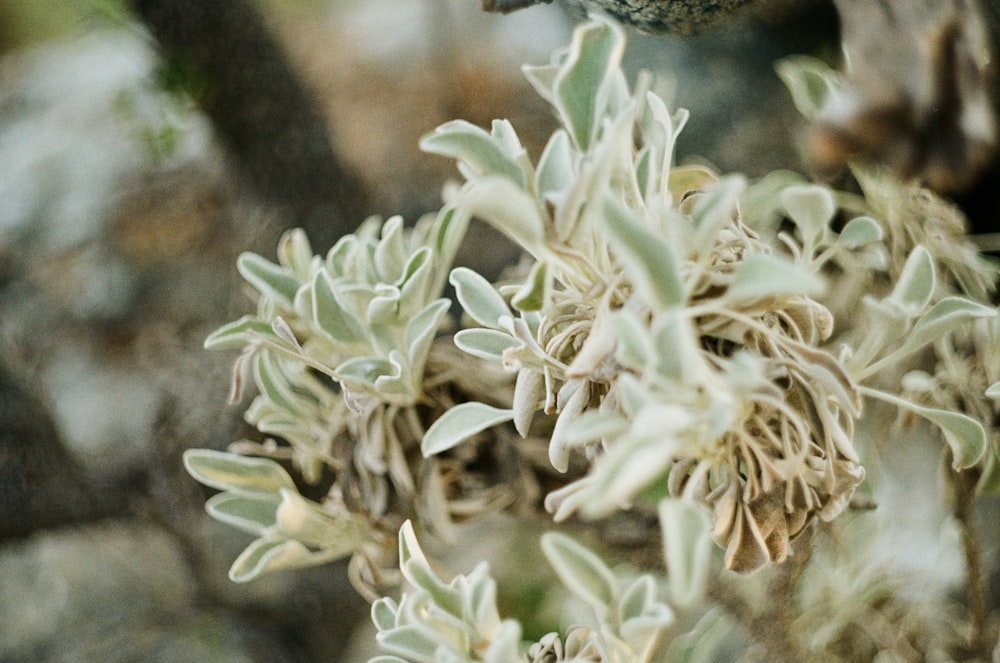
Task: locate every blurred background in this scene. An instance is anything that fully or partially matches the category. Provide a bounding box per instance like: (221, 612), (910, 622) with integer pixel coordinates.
(4, 1), (980, 661)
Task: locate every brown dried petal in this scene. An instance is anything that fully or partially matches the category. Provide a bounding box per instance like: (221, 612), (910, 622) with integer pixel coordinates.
(724, 501), (771, 573)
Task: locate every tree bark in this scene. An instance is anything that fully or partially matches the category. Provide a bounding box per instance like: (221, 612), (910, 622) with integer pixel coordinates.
(130, 0), (371, 249)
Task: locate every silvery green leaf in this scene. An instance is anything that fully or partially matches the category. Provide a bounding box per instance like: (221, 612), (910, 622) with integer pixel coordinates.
(403, 561), (464, 619)
(659, 498), (713, 606)
(423, 206), (470, 299)
(871, 390), (986, 469)
(398, 247), (433, 315)
(368, 656), (407, 663)
(254, 352), (303, 415)
(450, 267), (511, 329)
(887, 246), (936, 316)
(521, 63), (559, 104)
(312, 269), (367, 343)
(421, 402), (514, 457)
(582, 417), (688, 518)
(183, 448), (297, 497)
(651, 310), (709, 384)
(512, 369), (544, 437)
(987, 382), (1000, 398)
(276, 228), (315, 279)
(635, 145), (656, 200)
(739, 169), (807, 235)
(553, 16), (625, 151)
(644, 92), (688, 193)
(406, 299), (451, 372)
(335, 356), (394, 389)
(616, 373), (652, 415)
(611, 309), (653, 372)
(774, 55), (842, 121)
(922, 408), (988, 470)
(482, 620), (523, 663)
(562, 409), (628, 446)
(398, 520), (430, 569)
(276, 488), (363, 552)
(372, 351), (415, 401)
(667, 165), (718, 203)
(204, 315), (281, 350)
(549, 380), (589, 472)
(664, 608), (734, 663)
(205, 492), (280, 536)
(237, 252), (300, 308)
(536, 129), (574, 202)
(620, 604), (675, 646)
(617, 575), (656, 624)
(367, 285), (401, 325)
(454, 328), (519, 361)
(372, 598), (399, 632)
(896, 297), (996, 358)
(375, 624), (440, 662)
(374, 216), (408, 284)
(229, 536), (338, 583)
(511, 260), (549, 312)
(541, 532), (619, 610)
(460, 176), (547, 259)
(420, 120), (525, 187)
(837, 215), (884, 249)
(601, 197), (685, 310)
(725, 253), (825, 302)
(686, 175), (746, 253)
(780, 184), (835, 250)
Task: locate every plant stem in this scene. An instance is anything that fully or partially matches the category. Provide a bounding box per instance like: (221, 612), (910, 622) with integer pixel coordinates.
(952, 467), (994, 661)
(708, 534), (826, 663)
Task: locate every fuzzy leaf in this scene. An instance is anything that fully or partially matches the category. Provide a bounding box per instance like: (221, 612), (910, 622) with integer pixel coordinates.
(775, 55), (842, 121)
(238, 252), (300, 308)
(897, 297), (996, 358)
(450, 267), (511, 329)
(312, 269), (367, 343)
(535, 129), (575, 201)
(602, 197), (685, 310)
(406, 299), (451, 372)
(781, 184), (835, 248)
(276, 488), (363, 551)
(837, 215), (884, 249)
(611, 309), (654, 371)
(725, 254), (824, 302)
(335, 356), (394, 388)
(686, 174), (746, 254)
(871, 390), (987, 470)
(659, 498), (713, 606)
(205, 492), (280, 535)
(276, 228), (314, 278)
(988, 382), (1000, 399)
(372, 598), (399, 633)
(420, 120), (525, 186)
(421, 403), (514, 456)
(553, 17), (624, 151)
(562, 409), (628, 446)
(511, 260), (549, 312)
(204, 315), (281, 350)
(229, 537), (339, 583)
(183, 449), (296, 497)
(374, 216), (408, 284)
(921, 408), (988, 470)
(887, 246), (935, 316)
(618, 575), (656, 624)
(541, 532), (619, 610)
(512, 369), (544, 437)
(460, 177), (547, 259)
(375, 624), (440, 662)
(454, 328), (519, 361)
